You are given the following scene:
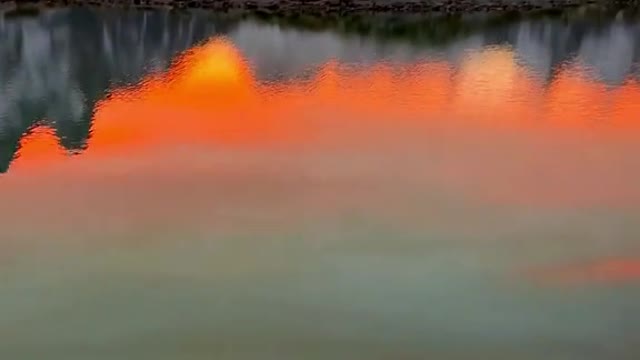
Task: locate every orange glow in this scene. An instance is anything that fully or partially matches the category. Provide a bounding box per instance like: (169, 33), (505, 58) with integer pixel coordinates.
(528, 258), (640, 286)
(452, 48), (541, 125)
(610, 80), (640, 132)
(3, 37), (640, 290)
(5, 37), (640, 208)
(88, 38), (271, 150)
(544, 64), (610, 129)
(179, 39), (251, 87)
(10, 125), (67, 171)
(82, 38), (640, 149)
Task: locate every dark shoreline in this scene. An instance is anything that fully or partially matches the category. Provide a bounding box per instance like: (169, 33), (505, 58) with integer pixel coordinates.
(1, 0), (638, 15)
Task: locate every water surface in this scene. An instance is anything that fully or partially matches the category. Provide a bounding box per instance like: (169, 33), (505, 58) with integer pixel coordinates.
(2, 7), (640, 359)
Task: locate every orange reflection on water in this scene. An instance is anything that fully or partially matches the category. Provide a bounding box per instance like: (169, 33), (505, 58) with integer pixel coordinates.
(452, 48), (541, 124)
(10, 126), (67, 171)
(3, 36), (640, 290)
(610, 80), (640, 131)
(5, 36), (640, 208)
(89, 39), (274, 150)
(528, 258), (640, 286)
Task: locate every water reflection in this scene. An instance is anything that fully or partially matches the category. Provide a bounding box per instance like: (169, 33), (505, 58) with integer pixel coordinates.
(5, 30), (640, 206)
(2, 7), (640, 359)
(2, 8), (640, 173)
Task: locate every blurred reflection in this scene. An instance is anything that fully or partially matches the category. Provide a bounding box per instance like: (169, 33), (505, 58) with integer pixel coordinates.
(4, 32), (640, 207)
(529, 257), (640, 286)
(2, 7), (640, 173)
(2, 8), (640, 359)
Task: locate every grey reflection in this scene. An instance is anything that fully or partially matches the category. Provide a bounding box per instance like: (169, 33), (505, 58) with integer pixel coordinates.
(234, 10), (640, 82)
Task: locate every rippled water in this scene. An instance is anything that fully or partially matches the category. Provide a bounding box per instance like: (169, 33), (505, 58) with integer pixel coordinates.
(2, 6), (640, 359)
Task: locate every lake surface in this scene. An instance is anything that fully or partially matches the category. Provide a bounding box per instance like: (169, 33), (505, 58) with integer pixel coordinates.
(2, 6), (640, 359)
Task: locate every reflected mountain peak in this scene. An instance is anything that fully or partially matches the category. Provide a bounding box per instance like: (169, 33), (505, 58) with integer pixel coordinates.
(11, 125), (66, 171)
(176, 38), (253, 88)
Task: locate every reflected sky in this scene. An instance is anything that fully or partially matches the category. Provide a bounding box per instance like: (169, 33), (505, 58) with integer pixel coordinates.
(2, 7), (640, 360)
